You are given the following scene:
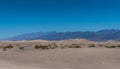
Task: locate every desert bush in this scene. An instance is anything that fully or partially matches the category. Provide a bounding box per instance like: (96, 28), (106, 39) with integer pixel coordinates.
(35, 45), (49, 50)
(35, 45), (42, 49)
(105, 46), (116, 48)
(88, 44), (95, 48)
(111, 46), (116, 48)
(74, 45), (81, 48)
(42, 46), (48, 49)
(3, 44), (13, 51)
(69, 44), (81, 48)
(117, 45), (120, 48)
(19, 47), (24, 50)
(48, 44), (56, 49)
(49, 43), (58, 49)
(105, 46), (111, 48)
(7, 44), (13, 49)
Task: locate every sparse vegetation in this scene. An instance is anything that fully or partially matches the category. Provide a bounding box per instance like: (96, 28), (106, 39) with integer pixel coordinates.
(1, 40), (120, 51)
(35, 45), (43, 49)
(111, 46), (116, 48)
(49, 43), (58, 49)
(105, 46), (110, 48)
(117, 45), (120, 48)
(19, 47), (24, 50)
(88, 44), (95, 48)
(34, 45), (49, 50)
(8, 44), (13, 49)
(3, 44), (13, 51)
(69, 44), (81, 48)
(105, 46), (116, 48)
(74, 45), (81, 48)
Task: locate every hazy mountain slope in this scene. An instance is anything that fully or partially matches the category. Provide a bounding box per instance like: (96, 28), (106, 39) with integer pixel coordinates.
(3, 29), (120, 41)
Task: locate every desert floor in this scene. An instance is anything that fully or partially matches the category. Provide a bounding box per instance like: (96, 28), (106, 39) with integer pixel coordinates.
(0, 48), (120, 69)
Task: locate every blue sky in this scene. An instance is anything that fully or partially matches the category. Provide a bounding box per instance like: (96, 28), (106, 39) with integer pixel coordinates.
(0, 0), (120, 38)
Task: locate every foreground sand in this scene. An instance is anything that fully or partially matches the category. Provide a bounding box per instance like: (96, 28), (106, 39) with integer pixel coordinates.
(0, 48), (120, 69)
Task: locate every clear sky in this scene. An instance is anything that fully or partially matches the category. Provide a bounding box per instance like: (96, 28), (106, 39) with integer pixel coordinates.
(0, 0), (120, 38)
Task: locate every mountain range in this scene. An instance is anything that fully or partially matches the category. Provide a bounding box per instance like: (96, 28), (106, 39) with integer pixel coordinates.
(3, 29), (120, 41)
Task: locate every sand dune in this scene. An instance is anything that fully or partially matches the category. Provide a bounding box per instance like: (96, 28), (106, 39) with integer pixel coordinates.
(0, 39), (120, 69)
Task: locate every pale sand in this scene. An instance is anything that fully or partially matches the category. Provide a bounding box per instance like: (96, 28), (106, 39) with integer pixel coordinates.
(0, 48), (120, 69)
